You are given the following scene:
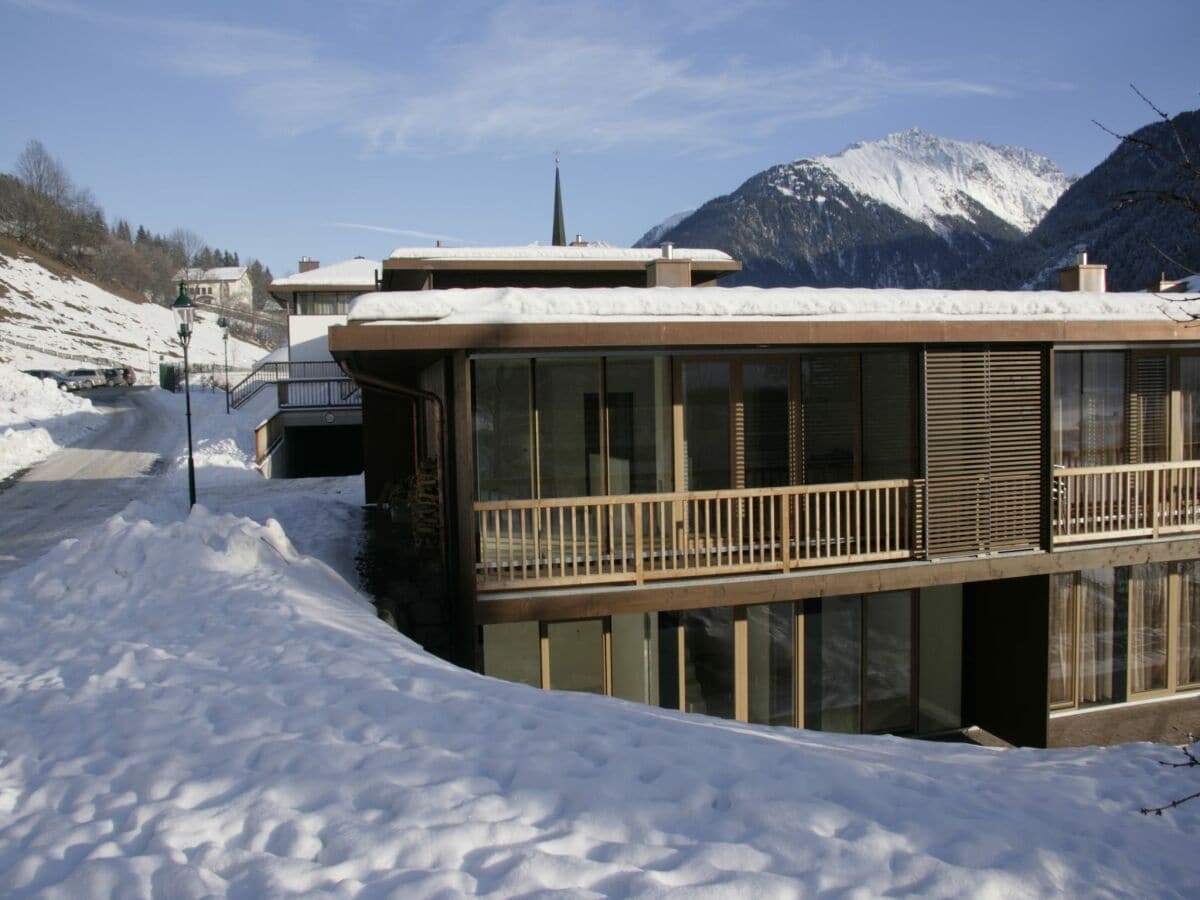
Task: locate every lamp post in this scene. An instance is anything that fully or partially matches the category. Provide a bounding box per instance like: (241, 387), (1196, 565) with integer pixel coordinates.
(172, 281), (197, 508)
(217, 316), (230, 414)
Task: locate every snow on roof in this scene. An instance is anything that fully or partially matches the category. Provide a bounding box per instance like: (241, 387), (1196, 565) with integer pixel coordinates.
(176, 266), (247, 282)
(347, 284), (1199, 326)
(270, 258), (380, 289)
(386, 245), (735, 263)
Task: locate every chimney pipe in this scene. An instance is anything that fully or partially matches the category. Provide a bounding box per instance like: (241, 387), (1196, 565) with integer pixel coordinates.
(661, 242), (674, 260)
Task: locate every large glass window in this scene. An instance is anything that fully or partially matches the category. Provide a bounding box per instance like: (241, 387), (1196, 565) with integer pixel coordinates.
(1129, 563), (1168, 695)
(683, 608), (734, 719)
(474, 359), (532, 500)
(1054, 351), (1127, 467)
(535, 358), (601, 498)
(802, 354), (858, 483)
(1180, 562), (1200, 688)
(805, 596), (862, 733)
(862, 351), (915, 480)
(743, 363), (791, 488)
(606, 357), (672, 494)
(546, 620), (605, 694)
(748, 602), (794, 726)
(1049, 574), (1077, 707)
(611, 613), (659, 705)
(682, 362), (731, 490)
(1180, 357), (1200, 461)
(805, 592), (915, 734)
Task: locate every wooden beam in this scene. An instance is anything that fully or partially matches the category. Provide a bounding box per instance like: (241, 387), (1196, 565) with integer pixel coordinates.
(474, 536), (1200, 624)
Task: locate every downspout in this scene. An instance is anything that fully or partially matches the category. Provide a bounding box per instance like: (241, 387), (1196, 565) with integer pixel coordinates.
(338, 360), (448, 568)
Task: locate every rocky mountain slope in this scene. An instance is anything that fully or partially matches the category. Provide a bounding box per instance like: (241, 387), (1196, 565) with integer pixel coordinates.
(952, 109), (1200, 291)
(637, 129), (1072, 288)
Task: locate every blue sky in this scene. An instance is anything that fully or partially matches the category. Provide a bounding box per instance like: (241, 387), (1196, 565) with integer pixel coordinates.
(2, 0), (1197, 276)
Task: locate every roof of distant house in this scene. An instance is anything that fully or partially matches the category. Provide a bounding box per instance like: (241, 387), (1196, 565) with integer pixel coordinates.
(386, 245), (734, 263)
(270, 258), (380, 290)
(176, 267), (248, 283)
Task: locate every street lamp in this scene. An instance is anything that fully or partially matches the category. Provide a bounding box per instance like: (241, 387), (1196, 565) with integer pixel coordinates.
(172, 280), (197, 508)
(217, 316), (230, 414)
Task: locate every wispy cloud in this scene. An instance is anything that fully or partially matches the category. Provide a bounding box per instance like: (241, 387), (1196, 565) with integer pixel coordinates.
(332, 223), (479, 244)
(12, 0), (1002, 156)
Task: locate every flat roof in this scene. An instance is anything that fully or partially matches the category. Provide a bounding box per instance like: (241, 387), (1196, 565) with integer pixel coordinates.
(327, 285), (1200, 353)
(386, 245), (735, 262)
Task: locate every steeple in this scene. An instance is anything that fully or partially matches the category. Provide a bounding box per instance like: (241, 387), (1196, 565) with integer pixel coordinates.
(552, 156), (566, 247)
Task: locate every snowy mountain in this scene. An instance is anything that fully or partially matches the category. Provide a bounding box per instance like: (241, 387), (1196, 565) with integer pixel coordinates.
(0, 244), (265, 379)
(636, 129), (1072, 288)
(954, 109), (1200, 292)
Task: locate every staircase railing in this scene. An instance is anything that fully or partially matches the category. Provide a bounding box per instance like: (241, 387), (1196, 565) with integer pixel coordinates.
(229, 360), (347, 408)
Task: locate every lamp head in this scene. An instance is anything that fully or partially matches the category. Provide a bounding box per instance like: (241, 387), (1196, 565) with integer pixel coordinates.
(172, 281), (195, 343)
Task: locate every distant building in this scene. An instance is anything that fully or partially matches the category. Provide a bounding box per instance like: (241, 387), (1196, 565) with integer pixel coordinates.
(175, 266), (254, 312)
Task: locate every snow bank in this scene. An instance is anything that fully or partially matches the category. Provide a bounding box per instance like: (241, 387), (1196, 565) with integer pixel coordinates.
(1, 505), (1197, 897)
(0, 364), (104, 479)
(348, 284), (1182, 325)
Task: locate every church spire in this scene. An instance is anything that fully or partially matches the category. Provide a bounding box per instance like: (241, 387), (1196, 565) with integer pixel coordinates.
(552, 156), (566, 247)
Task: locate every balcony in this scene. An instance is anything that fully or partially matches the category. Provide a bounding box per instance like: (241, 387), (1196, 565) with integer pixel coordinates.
(1052, 460), (1200, 545)
(474, 478), (923, 591)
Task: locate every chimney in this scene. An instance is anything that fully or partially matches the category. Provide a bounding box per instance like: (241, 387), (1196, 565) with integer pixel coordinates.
(298, 256), (320, 273)
(647, 245), (690, 287)
(1059, 250), (1107, 292)
(569, 234), (589, 247)
(436, 239), (443, 248)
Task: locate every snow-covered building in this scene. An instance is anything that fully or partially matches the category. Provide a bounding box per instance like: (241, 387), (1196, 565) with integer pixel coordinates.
(327, 275), (1200, 750)
(175, 266), (254, 312)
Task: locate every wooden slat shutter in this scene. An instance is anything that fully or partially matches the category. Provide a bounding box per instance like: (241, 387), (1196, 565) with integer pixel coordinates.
(1129, 353), (1168, 464)
(925, 347), (1044, 558)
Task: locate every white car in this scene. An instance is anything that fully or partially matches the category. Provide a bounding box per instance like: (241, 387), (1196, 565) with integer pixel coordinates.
(65, 368), (102, 389)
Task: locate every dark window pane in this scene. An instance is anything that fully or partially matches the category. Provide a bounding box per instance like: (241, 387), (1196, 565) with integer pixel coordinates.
(805, 596), (862, 733)
(863, 591), (914, 733)
(1179, 561), (1200, 687)
(658, 611), (681, 710)
(802, 354), (857, 483)
(474, 359), (532, 500)
(606, 357), (673, 494)
(612, 613), (659, 705)
(683, 608), (734, 719)
(744, 362), (791, 488)
(536, 358), (602, 498)
(862, 352), (914, 479)
(1053, 351), (1082, 467)
(682, 362), (730, 490)
(482, 622), (540, 687)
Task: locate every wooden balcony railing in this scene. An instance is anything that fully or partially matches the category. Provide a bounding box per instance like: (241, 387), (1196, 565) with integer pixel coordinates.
(474, 478), (923, 591)
(1052, 460), (1200, 545)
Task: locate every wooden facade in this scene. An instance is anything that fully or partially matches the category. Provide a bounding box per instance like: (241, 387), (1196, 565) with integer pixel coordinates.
(329, 292), (1200, 748)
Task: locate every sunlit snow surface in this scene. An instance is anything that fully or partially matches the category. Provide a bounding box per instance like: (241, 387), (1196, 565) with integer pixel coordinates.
(0, 396), (1198, 896)
(0, 365), (104, 479)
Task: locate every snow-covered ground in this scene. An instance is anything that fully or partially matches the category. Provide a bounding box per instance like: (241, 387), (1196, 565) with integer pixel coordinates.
(0, 249), (264, 382)
(0, 365), (106, 479)
(1, 371), (1199, 897)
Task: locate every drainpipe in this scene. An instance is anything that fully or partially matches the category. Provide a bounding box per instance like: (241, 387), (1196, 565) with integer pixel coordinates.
(338, 360), (447, 568)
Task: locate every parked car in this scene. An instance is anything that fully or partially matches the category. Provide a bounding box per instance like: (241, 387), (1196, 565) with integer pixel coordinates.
(102, 368), (123, 387)
(119, 365), (136, 386)
(66, 368), (102, 389)
(21, 369), (72, 391)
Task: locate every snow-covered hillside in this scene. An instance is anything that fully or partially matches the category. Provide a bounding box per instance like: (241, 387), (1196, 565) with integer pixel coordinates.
(0, 248), (265, 380)
(813, 128), (1072, 235)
